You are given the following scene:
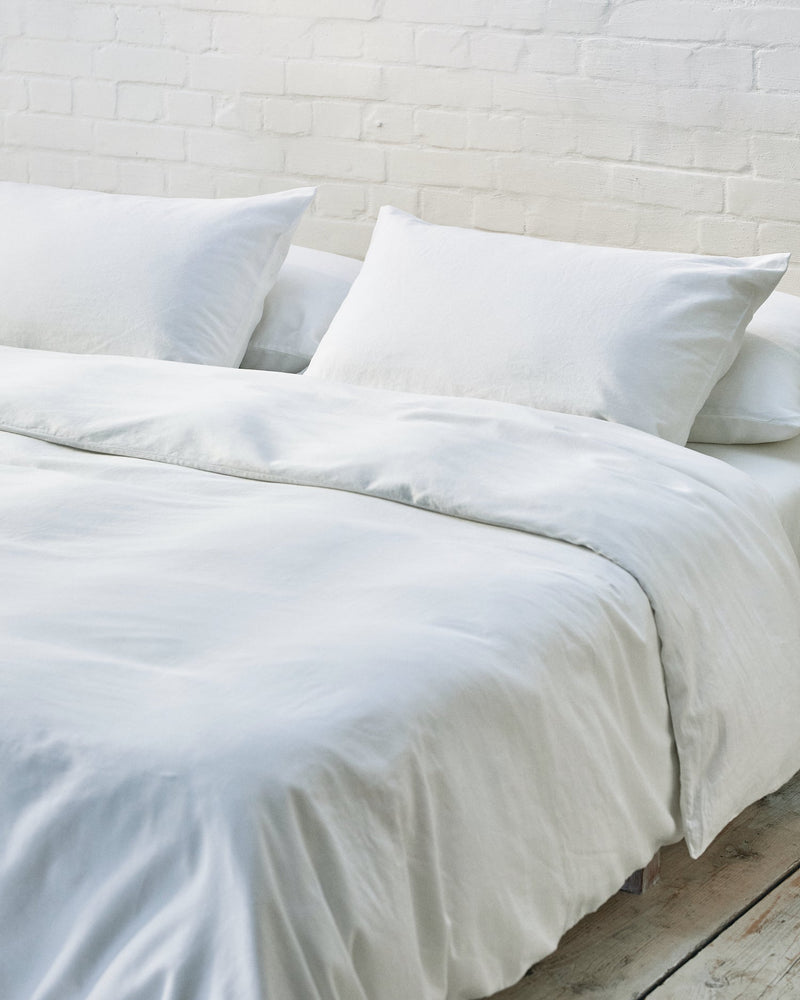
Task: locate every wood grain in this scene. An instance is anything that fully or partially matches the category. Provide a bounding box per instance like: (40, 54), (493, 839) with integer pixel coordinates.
(647, 869), (800, 999)
(485, 773), (800, 1000)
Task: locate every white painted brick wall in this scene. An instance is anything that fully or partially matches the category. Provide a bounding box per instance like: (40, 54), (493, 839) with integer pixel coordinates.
(1, 0), (800, 289)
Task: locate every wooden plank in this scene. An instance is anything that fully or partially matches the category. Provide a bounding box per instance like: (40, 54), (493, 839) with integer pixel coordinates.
(647, 868), (800, 999)
(485, 772), (800, 1000)
(621, 850), (662, 895)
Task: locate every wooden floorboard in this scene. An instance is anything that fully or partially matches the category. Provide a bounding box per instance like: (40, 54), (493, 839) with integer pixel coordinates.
(485, 772), (800, 1000)
(647, 869), (800, 999)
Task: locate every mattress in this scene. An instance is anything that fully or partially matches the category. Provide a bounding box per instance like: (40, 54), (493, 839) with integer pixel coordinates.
(690, 435), (800, 558)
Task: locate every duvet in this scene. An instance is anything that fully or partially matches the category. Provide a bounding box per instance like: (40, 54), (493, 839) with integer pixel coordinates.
(1, 346), (800, 1000)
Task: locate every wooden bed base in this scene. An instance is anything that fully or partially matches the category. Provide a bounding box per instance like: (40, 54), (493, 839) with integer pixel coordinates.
(621, 850), (661, 895)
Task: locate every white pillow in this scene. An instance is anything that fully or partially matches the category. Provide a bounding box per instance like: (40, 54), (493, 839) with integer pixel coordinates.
(241, 245), (362, 373)
(689, 290), (800, 444)
(306, 207), (788, 445)
(0, 182), (314, 367)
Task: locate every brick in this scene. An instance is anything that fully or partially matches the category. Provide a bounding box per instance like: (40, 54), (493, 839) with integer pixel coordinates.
(73, 79), (116, 119)
(420, 188), (475, 228)
(520, 117), (577, 157)
(6, 37), (92, 77)
(287, 60), (383, 100)
(727, 8), (800, 46)
(697, 216), (758, 257)
(362, 22), (415, 62)
(491, 0), (545, 31)
(27, 77), (72, 116)
(758, 47), (800, 92)
(96, 121), (185, 161)
(5, 113), (93, 152)
(388, 147), (492, 188)
(117, 84), (164, 124)
(632, 206), (701, 252)
(0, 146), (27, 182)
(728, 176), (800, 224)
(95, 44), (186, 86)
(758, 221), (800, 261)
(523, 34), (579, 74)
(312, 100), (361, 139)
(74, 156), (119, 193)
(583, 38), (694, 85)
(612, 164), (724, 213)
(294, 215), (372, 259)
(162, 9), (212, 53)
(473, 193), (527, 234)
(316, 182), (367, 219)
(186, 129), (285, 172)
(263, 98), (313, 135)
(692, 45), (753, 90)
(469, 113), (522, 152)
(415, 28), (471, 68)
(362, 103), (415, 143)
(691, 129), (750, 173)
(213, 173), (262, 197)
(544, 0), (608, 33)
(384, 65), (491, 109)
(215, 96), (263, 132)
(414, 108), (468, 149)
(287, 136), (385, 181)
(368, 183), (419, 217)
(166, 164), (217, 197)
(0, 75), (29, 113)
(313, 21), (364, 59)
(608, 2), (726, 42)
(498, 155), (612, 201)
(469, 31), (525, 72)
(166, 90), (214, 128)
(74, 6), (117, 42)
(21, 0), (73, 41)
(384, 0), (487, 26)
(117, 159), (166, 196)
(116, 7), (163, 46)
(189, 54), (284, 95)
(751, 134), (800, 180)
(27, 153), (76, 189)
(575, 120), (635, 162)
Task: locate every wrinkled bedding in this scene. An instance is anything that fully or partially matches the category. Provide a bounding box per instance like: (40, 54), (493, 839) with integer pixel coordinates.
(1, 347), (799, 1000)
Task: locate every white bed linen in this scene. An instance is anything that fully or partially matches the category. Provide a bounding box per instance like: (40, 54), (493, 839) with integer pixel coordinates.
(1, 348), (799, 1000)
(690, 435), (800, 559)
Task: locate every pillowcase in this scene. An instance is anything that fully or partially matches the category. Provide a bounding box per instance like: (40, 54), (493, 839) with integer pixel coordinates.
(306, 207), (788, 445)
(0, 181), (314, 367)
(689, 291), (800, 444)
(241, 245), (362, 373)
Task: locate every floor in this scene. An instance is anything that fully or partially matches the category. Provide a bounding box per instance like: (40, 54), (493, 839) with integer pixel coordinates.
(486, 772), (800, 1000)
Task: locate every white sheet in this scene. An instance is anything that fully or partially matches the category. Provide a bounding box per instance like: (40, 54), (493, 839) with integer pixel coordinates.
(1, 347), (799, 1000)
(690, 435), (800, 559)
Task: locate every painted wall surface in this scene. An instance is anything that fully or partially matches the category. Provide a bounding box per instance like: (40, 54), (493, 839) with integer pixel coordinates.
(1, 1), (799, 290)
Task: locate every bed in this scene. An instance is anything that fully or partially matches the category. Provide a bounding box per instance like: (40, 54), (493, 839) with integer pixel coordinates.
(2, 182), (800, 1000)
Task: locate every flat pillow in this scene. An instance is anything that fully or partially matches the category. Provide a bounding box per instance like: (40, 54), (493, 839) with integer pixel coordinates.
(0, 181), (314, 367)
(689, 291), (800, 444)
(241, 245), (362, 373)
(306, 207), (788, 445)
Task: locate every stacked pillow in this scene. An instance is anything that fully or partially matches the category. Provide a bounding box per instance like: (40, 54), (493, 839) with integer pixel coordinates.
(3, 183), (797, 447)
(0, 181), (314, 367)
(305, 207), (788, 446)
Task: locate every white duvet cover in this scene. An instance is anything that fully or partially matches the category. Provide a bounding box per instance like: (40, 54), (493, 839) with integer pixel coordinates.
(1, 347), (799, 1000)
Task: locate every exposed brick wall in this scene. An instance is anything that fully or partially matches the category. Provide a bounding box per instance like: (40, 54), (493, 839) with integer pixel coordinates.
(1, 1), (799, 290)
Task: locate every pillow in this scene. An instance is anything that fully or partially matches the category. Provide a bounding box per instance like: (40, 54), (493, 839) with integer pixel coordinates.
(689, 291), (800, 444)
(0, 181), (314, 367)
(306, 207), (788, 445)
(241, 245), (362, 373)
